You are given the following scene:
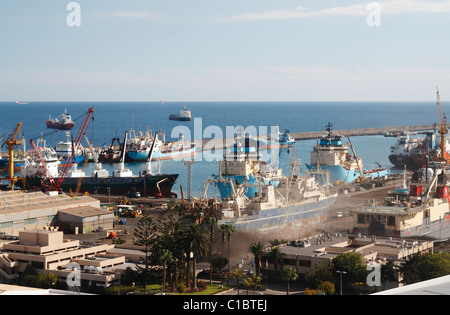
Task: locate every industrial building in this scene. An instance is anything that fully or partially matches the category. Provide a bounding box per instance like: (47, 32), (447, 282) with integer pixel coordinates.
(0, 190), (114, 235)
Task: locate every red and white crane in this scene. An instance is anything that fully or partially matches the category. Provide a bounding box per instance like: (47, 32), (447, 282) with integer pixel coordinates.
(29, 107), (95, 192)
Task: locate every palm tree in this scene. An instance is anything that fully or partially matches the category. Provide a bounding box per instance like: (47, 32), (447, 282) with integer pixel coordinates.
(185, 223), (211, 290)
(248, 242), (265, 275)
(266, 247), (284, 280)
(249, 273), (262, 294)
(204, 217), (218, 284)
(281, 266), (298, 295)
(219, 224), (235, 285)
(231, 268), (245, 295)
(159, 249), (173, 295)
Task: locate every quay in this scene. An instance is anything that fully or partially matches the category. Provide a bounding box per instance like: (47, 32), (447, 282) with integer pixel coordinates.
(198, 124), (440, 149)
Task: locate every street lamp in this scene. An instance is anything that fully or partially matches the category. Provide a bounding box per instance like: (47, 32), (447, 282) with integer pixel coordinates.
(336, 271), (347, 295)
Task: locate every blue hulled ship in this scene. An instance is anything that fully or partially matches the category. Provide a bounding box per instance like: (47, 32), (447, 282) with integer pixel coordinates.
(214, 135), (282, 199)
(306, 123), (390, 184)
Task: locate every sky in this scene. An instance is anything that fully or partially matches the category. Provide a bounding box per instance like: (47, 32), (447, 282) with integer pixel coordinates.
(1, 0), (450, 102)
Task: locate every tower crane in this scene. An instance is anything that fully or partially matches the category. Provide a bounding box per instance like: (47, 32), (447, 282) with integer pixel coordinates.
(29, 107), (95, 192)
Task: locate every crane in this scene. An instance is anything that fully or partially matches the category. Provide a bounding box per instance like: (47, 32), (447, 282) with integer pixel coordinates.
(347, 136), (365, 182)
(29, 107), (95, 192)
(0, 123), (26, 190)
(436, 87), (449, 162)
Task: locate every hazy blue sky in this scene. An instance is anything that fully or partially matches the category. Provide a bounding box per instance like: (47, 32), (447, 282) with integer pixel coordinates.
(1, 0), (450, 101)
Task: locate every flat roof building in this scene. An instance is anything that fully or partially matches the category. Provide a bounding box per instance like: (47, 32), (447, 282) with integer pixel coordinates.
(0, 190), (114, 235)
(266, 234), (434, 289)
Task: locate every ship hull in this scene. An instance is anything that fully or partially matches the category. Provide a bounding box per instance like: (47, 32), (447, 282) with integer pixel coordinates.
(46, 122), (74, 130)
(219, 196), (337, 241)
(126, 146), (199, 162)
(306, 164), (360, 184)
(21, 174), (179, 198)
(388, 154), (417, 168)
(169, 116), (191, 121)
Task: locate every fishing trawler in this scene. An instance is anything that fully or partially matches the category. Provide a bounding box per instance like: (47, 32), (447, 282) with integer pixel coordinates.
(306, 123), (390, 184)
(125, 129), (199, 162)
(388, 132), (424, 168)
(351, 168), (450, 240)
(46, 109), (75, 130)
(202, 159), (338, 240)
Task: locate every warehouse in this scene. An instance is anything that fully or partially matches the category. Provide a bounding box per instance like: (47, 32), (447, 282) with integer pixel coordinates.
(0, 190), (114, 235)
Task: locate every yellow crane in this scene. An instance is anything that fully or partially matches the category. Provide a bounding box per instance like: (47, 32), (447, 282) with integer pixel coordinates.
(0, 123), (26, 190)
(347, 136), (365, 182)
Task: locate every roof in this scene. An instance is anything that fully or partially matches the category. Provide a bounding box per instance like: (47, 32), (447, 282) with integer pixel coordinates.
(373, 275), (450, 295)
(0, 190), (99, 214)
(58, 206), (114, 218)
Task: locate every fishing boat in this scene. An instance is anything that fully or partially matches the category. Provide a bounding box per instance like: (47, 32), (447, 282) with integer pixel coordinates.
(351, 168), (450, 240)
(388, 132), (424, 169)
(125, 129), (199, 162)
(306, 123), (390, 185)
(46, 109), (75, 130)
(169, 106), (191, 121)
(201, 159), (338, 240)
(98, 135), (124, 164)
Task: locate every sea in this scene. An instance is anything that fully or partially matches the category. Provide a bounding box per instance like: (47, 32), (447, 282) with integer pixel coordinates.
(0, 101), (447, 198)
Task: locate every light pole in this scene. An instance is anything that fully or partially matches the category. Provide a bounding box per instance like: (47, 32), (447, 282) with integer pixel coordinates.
(336, 271), (347, 295)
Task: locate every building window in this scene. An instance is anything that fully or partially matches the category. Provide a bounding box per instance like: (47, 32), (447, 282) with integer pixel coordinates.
(24, 218), (37, 225)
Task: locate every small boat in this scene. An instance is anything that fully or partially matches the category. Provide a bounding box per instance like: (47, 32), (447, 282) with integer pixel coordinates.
(46, 109), (75, 130)
(169, 106), (191, 121)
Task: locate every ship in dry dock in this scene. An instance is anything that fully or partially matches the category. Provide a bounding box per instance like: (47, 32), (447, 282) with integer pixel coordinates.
(200, 159), (338, 240)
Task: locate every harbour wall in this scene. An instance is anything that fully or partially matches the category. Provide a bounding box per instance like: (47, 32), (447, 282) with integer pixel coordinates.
(198, 124), (441, 149)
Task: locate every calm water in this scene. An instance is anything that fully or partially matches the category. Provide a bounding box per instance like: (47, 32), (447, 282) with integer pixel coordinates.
(1, 101), (447, 197)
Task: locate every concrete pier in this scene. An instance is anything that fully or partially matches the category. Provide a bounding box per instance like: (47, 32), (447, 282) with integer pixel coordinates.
(198, 124), (440, 149)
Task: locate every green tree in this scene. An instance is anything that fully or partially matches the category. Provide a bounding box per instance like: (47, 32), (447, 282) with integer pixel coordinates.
(281, 266), (298, 295)
(204, 217), (218, 284)
(232, 268), (245, 295)
(399, 252), (450, 285)
(331, 252), (368, 293)
(132, 210), (157, 289)
(158, 249), (173, 295)
(381, 260), (398, 290)
(318, 281), (335, 295)
(266, 247), (284, 280)
(248, 241), (265, 275)
(305, 262), (334, 289)
(185, 223), (211, 290)
(154, 201), (185, 290)
(219, 224), (235, 285)
(36, 271), (58, 289)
